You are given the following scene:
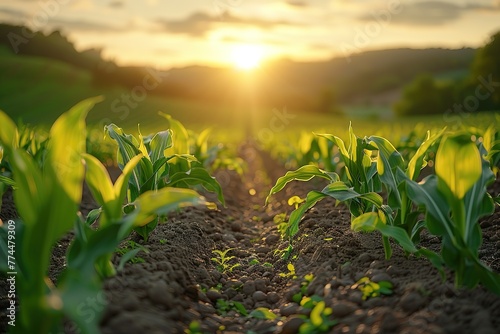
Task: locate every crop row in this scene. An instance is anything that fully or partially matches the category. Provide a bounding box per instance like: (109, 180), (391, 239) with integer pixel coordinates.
(0, 97), (239, 333)
(266, 123), (500, 294)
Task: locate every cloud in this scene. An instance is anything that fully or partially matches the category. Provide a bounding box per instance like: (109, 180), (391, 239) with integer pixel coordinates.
(286, 1), (308, 7)
(108, 1), (124, 8)
(50, 18), (124, 32)
(156, 11), (296, 37)
(220, 35), (288, 45)
(359, 1), (500, 26)
(0, 7), (27, 17)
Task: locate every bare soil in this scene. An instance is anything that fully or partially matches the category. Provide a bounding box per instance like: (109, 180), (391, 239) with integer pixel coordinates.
(1, 142), (500, 334)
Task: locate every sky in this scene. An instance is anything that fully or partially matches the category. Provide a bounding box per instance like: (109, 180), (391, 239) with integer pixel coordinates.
(1, 0), (500, 69)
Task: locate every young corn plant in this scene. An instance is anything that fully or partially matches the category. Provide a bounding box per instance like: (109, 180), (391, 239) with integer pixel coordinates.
(75, 152), (207, 278)
(404, 134), (500, 293)
(0, 98), (101, 333)
(266, 126), (446, 260)
(0, 122), (48, 211)
(105, 115), (224, 240)
(0, 98), (209, 333)
(356, 128), (444, 258)
(266, 126), (392, 248)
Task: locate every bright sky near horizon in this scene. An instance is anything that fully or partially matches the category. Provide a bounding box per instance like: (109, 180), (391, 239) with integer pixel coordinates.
(2, 0), (500, 69)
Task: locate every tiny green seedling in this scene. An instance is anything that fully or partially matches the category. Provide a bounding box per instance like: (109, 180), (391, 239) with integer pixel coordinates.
(279, 263), (297, 279)
(352, 277), (393, 300)
(249, 258), (260, 266)
(274, 243), (294, 260)
(211, 248), (241, 273)
(249, 307), (278, 320)
(116, 240), (149, 271)
(298, 300), (337, 334)
(292, 273), (315, 303)
(273, 213), (288, 238)
(216, 299), (248, 316)
(185, 320), (203, 334)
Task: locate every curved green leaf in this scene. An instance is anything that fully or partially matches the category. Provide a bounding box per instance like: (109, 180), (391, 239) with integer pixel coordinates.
(168, 167), (225, 205)
(407, 128), (445, 181)
(287, 191), (327, 238)
(129, 187), (205, 227)
(266, 165), (339, 205)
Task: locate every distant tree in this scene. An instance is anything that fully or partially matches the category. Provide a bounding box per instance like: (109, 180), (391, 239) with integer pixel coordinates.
(394, 74), (456, 116)
(470, 31), (500, 104)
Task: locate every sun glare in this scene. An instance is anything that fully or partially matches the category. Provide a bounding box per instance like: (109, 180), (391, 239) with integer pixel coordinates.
(232, 45), (263, 71)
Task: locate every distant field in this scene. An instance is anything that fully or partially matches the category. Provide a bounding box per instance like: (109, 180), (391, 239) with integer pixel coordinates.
(0, 49), (498, 144)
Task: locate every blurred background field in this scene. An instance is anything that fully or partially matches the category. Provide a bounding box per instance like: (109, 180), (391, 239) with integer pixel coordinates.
(0, 1), (499, 143)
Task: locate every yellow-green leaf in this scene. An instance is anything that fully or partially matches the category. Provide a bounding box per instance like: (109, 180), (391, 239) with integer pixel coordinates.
(310, 301), (325, 327)
(0, 111), (18, 150)
(435, 135), (482, 200)
(48, 97), (102, 203)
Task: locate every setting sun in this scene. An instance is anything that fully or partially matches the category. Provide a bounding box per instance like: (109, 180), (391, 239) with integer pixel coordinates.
(232, 45), (263, 71)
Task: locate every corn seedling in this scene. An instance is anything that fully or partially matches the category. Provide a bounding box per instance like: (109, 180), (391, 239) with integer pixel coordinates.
(267, 124), (500, 294)
(216, 299), (248, 316)
(404, 134), (500, 292)
(0, 98), (102, 333)
(185, 321), (203, 334)
(105, 116), (224, 240)
(352, 277), (393, 300)
(249, 307), (278, 320)
(116, 240), (149, 270)
(279, 263), (297, 279)
(292, 273), (315, 303)
(298, 298), (337, 334)
(0, 98), (210, 333)
(211, 248), (241, 273)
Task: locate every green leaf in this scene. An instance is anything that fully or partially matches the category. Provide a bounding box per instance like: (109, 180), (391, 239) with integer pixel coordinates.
(351, 212), (381, 233)
(149, 130), (173, 163)
(287, 191), (328, 238)
(159, 113), (190, 155)
(435, 135), (482, 200)
(406, 128), (445, 180)
(48, 97), (101, 204)
(266, 165), (339, 205)
(233, 301), (248, 316)
(0, 110), (18, 150)
(320, 181), (362, 202)
(351, 212), (417, 254)
(82, 154), (116, 207)
(105, 124), (148, 198)
(367, 135), (404, 207)
(114, 154), (145, 202)
(249, 307), (277, 320)
(463, 144), (495, 244)
(85, 208), (102, 226)
(128, 187), (205, 227)
(310, 301), (326, 327)
(405, 175), (455, 241)
(117, 247), (146, 271)
(0, 174), (15, 187)
(168, 167), (225, 206)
